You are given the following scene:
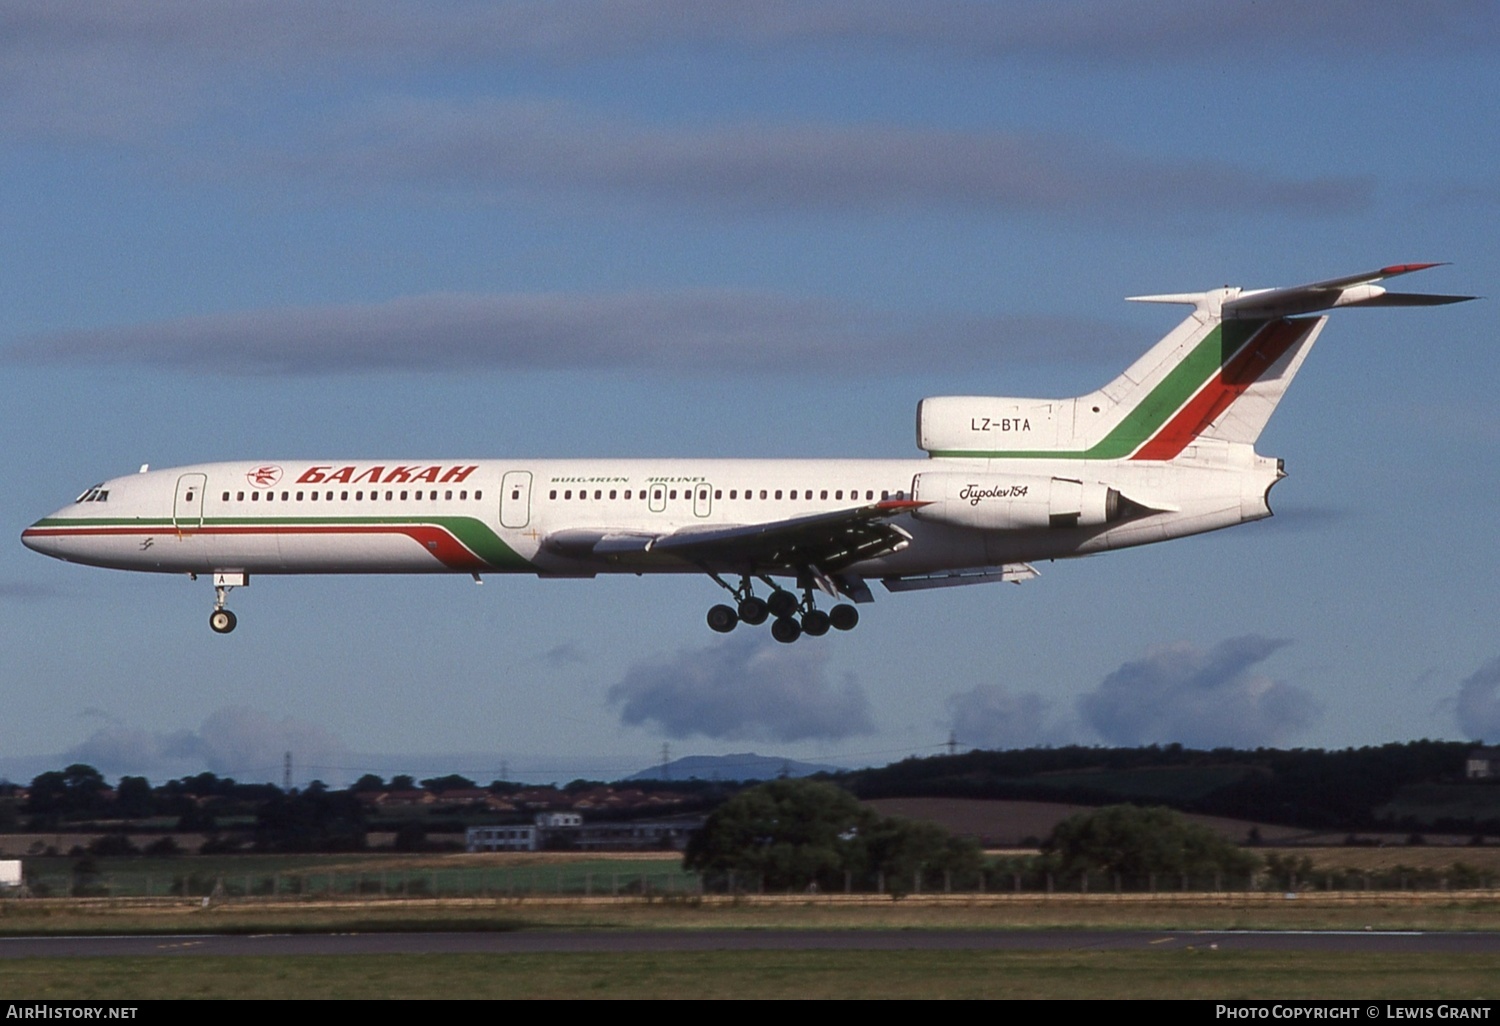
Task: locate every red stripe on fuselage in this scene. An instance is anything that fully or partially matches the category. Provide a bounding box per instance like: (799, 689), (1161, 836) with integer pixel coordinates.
(21, 523), (486, 571)
(1130, 319), (1310, 461)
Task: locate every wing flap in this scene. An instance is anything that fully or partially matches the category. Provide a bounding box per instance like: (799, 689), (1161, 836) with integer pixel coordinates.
(541, 499), (924, 574)
(882, 563), (1040, 592)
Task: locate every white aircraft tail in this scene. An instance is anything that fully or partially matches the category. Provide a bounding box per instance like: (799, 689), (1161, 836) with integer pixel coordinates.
(917, 263), (1472, 462)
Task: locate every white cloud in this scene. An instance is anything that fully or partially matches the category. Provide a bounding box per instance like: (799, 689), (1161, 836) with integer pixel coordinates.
(1455, 656), (1500, 740)
(946, 683), (1069, 750)
(1078, 635), (1319, 748)
(608, 634), (875, 742)
(65, 706), (347, 784)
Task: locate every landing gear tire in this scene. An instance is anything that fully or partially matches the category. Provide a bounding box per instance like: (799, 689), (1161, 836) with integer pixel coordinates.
(209, 609), (237, 634)
(738, 597), (769, 626)
(770, 617), (802, 644)
(829, 604), (859, 632)
(707, 604), (739, 633)
(801, 609), (831, 637)
(766, 590), (799, 620)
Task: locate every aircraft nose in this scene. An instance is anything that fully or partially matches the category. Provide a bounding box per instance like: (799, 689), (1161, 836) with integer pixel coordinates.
(21, 515), (64, 557)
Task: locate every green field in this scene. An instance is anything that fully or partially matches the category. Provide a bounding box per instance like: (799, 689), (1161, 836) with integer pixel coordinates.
(0, 950), (1494, 999)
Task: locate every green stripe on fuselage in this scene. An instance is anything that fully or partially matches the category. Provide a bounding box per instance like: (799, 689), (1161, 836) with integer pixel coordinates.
(927, 320), (1263, 460)
(31, 514), (533, 571)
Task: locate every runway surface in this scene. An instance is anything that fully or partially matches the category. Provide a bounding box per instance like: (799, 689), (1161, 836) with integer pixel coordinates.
(1, 930), (1497, 958)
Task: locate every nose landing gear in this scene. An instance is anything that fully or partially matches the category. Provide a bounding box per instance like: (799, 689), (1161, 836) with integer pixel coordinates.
(206, 573), (247, 634)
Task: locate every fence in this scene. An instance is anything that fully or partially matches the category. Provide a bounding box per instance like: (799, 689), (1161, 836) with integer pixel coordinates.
(10, 863), (1500, 901)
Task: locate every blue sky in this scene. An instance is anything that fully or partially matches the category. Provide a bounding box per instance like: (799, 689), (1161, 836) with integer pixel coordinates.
(2, 1), (1497, 787)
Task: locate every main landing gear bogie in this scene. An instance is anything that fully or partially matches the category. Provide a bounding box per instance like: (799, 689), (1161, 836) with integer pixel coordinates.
(705, 574), (859, 642)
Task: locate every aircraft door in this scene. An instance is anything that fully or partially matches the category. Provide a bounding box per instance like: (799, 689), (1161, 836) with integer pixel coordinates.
(649, 484), (666, 513)
(500, 471), (532, 529)
(693, 483), (712, 518)
(173, 473), (207, 532)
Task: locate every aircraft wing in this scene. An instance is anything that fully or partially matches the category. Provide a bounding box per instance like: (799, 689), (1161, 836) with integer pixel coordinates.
(542, 499), (923, 577)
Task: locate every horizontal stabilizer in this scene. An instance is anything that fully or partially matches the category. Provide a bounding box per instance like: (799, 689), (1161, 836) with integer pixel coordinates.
(1128, 262), (1475, 321)
(1222, 263), (1474, 319)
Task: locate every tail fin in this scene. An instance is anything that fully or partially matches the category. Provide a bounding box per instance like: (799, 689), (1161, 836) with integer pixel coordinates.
(918, 264), (1472, 461)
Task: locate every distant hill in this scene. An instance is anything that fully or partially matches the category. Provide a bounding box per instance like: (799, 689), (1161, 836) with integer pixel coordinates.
(627, 752), (842, 783)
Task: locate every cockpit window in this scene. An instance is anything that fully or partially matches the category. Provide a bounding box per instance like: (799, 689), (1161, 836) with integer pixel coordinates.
(74, 484), (109, 503)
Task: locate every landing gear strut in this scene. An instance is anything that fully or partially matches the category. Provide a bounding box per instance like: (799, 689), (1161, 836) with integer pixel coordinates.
(207, 572), (246, 634)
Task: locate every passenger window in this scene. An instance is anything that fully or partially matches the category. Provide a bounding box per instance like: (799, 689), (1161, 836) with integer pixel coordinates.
(265, 492), (273, 502)
(759, 490), (767, 500)
(296, 491), (304, 501)
(341, 491), (349, 501)
(775, 490), (782, 500)
(669, 490), (677, 500)
(594, 490), (602, 500)
(714, 490), (721, 500)
(310, 492), (318, 501)
(564, 490), (572, 500)
(609, 490), (617, 500)
(475, 491), (482, 500)
(251, 492), (259, 501)
(400, 491), (408, 500)
(221, 492), (230, 501)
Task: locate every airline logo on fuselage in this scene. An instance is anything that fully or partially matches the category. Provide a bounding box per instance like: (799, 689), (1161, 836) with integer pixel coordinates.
(295, 465), (479, 485)
(247, 465), (283, 488)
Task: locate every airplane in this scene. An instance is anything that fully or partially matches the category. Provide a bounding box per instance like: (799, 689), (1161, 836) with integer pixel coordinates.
(22, 263), (1472, 640)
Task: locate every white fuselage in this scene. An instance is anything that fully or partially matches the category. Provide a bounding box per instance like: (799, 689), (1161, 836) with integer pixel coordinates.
(23, 448), (1281, 582)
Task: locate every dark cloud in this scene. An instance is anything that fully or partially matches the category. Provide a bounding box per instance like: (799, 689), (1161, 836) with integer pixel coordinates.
(3, 2), (1486, 84)
(1079, 635), (1319, 748)
(6, 289), (1123, 376)
(1259, 505), (1348, 532)
(1455, 657), (1500, 740)
(277, 99), (1366, 218)
(540, 642), (587, 667)
(945, 683), (1068, 750)
(65, 706), (347, 783)
(607, 635), (875, 742)
(5, 2), (1483, 157)
(0, 581), (63, 601)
